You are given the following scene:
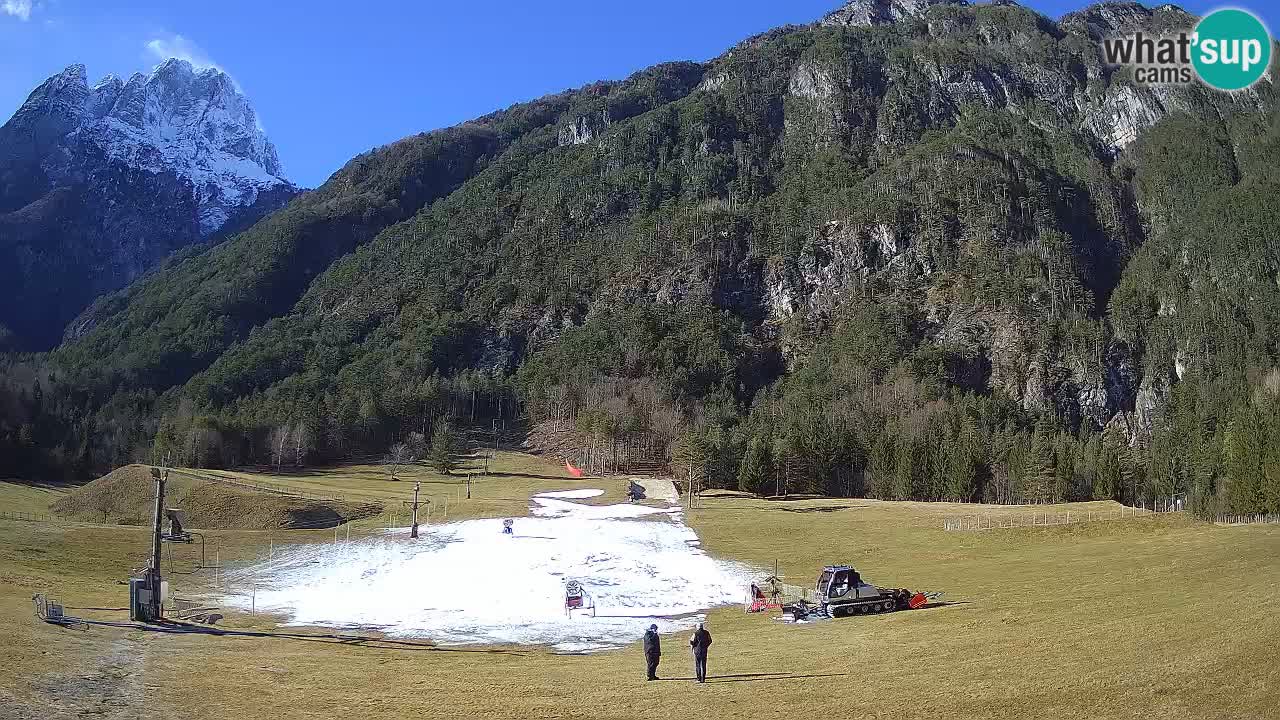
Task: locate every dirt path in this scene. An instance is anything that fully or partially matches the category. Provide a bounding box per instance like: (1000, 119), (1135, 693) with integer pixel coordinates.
(18, 633), (153, 719)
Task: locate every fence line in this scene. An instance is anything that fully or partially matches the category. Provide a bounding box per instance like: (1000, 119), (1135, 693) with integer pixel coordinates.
(170, 468), (345, 503)
(0, 510), (56, 523)
(0, 511), (134, 528)
(944, 505), (1182, 532)
(0, 509), (360, 531)
(1213, 514), (1280, 526)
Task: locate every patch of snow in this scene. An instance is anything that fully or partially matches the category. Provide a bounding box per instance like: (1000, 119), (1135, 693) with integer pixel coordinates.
(633, 477), (679, 504)
(226, 502), (747, 652)
(534, 489), (605, 500)
(530, 496), (680, 519)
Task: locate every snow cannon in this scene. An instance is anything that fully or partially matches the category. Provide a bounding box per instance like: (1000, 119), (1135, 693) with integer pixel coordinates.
(745, 574), (801, 613)
(564, 579), (596, 617)
(746, 582), (778, 613)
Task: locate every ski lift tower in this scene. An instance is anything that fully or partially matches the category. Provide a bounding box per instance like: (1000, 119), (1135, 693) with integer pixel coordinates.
(130, 464), (168, 622)
(404, 481), (424, 539)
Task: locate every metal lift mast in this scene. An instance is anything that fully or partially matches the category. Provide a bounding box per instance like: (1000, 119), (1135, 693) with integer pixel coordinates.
(145, 465), (168, 620)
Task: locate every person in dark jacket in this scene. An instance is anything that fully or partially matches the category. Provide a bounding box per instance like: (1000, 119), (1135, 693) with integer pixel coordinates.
(643, 624), (661, 680)
(689, 623), (712, 682)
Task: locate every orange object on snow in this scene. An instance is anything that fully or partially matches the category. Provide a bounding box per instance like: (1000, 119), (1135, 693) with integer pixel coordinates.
(565, 460), (584, 478)
(908, 593), (928, 609)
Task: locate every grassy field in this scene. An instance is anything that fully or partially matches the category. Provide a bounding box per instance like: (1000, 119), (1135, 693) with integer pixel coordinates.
(1, 460), (1278, 720)
(0, 480), (67, 515)
(197, 450), (626, 526)
(50, 465), (384, 530)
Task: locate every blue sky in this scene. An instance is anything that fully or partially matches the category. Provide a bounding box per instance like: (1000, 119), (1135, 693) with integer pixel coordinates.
(2, 1), (1275, 188)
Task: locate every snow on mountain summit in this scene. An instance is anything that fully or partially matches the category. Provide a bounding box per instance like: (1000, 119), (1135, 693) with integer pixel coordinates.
(10, 59), (293, 235)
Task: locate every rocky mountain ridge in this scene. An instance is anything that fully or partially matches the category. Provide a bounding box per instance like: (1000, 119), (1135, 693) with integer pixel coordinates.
(821, 0), (970, 27)
(3, 59), (290, 233)
(0, 59), (297, 350)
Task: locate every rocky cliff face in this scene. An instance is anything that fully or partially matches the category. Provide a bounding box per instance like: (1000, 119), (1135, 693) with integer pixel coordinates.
(737, 0), (1273, 446)
(821, 0), (968, 28)
(0, 60), (297, 350)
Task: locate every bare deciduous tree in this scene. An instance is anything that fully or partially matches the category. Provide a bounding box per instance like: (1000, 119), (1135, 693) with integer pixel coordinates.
(88, 485), (121, 523)
(269, 424), (292, 473)
(405, 431), (426, 455)
(385, 442), (414, 480)
(292, 422), (313, 467)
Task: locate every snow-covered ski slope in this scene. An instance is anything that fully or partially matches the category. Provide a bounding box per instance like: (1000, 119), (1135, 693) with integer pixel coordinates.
(229, 487), (748, 652)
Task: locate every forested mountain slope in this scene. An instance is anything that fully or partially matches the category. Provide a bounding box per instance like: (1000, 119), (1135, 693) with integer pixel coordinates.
(3, 0), (1277, 516)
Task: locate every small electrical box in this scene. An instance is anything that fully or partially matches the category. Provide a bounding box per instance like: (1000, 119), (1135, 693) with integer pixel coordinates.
(129, 578), (154, 621)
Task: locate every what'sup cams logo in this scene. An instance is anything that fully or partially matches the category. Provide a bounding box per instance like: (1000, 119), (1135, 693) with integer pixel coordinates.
(1103, 7), (1273, 91)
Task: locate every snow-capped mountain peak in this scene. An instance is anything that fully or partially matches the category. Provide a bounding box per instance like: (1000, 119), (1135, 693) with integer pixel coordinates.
(7, 59), (294, 235)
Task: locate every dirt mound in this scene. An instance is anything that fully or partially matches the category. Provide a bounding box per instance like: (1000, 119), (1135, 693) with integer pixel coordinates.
(53, 465), (381, 530)
(51, 465), (157, 525)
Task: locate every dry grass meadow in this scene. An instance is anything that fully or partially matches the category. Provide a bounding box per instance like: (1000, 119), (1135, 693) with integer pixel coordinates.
(1, 452), (1277, 719)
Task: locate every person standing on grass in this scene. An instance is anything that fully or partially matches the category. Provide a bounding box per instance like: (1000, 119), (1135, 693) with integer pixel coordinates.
(689, 622), (712, 683)
(643, 624), (662, 680)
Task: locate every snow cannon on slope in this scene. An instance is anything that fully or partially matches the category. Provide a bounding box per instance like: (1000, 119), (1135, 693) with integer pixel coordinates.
(564, 579), (596, 617)
(783, 565), (937, 620)
(746, 573), (807, 613)
(746, 579), (781, 613)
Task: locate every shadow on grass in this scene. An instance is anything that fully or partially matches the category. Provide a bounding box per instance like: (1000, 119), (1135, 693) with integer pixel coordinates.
(411, 471), (572, 486)
(691, 491), (870, 511)
(0, 478), (88, 491)
(488, 471), (577, 482)
(918, 600), (971, 610)
(774, 505), (866, 514)
(708, 672), (848, 684)
(117, 620), (530, 656)
(658, 672), (848, 684)
(691, 501), (871, 513)
(759, 494), (835, 502)
(834, 600), (971, 616)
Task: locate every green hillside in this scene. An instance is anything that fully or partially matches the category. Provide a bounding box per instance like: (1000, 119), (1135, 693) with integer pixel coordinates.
(2, 1), (1278, 516)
